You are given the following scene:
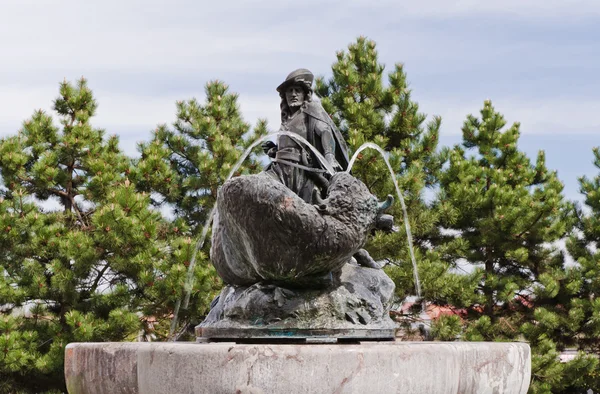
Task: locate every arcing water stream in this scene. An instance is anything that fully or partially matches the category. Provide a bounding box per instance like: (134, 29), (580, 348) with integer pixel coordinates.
(346, 143), (422, 299)
(169, 136), (421, 339)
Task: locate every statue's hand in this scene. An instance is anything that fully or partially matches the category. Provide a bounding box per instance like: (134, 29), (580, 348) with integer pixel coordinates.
(325, 153), (342, 172)
(262, 141), (277, 156)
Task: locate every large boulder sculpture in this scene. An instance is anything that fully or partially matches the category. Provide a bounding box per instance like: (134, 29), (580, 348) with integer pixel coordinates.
(199, 172), (398, 338)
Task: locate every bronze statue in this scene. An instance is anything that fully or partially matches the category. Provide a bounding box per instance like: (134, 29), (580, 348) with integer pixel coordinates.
(198, 68), (397, 341)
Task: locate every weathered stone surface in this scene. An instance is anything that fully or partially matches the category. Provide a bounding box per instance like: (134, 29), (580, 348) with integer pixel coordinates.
(64, 342), (139, 394)
(211, 172), (380, 287)
(199, 262), (396, 335)
(65, 341), (532, 394)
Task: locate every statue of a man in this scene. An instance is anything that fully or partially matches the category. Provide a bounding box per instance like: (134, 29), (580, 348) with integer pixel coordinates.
(262, 69), (384, 270)
(263, 68), (349, 203)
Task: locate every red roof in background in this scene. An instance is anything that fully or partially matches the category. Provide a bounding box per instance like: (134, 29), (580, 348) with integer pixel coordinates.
(397, 301), (485, 321)
(398, 294), (533, 321)
(427, 304), (467, 319)
(398, 301), (467, 319)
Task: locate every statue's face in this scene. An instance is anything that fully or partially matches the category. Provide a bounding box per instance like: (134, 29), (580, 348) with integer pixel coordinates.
(285, 85), (305, 108)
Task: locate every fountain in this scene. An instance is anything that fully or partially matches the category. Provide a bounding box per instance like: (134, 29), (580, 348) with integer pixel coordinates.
(64, 69), (531, 393)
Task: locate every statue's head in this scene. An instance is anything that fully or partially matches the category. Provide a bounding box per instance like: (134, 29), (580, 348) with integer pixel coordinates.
(277, 69), (313, 120)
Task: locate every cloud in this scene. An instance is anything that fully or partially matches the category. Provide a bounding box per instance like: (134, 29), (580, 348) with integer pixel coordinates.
(1, 0), (599, 149)
(237, 95), (280, 130)
(0, 85), (58, 137)
(0, 1), (350, 77)
(419, 97), (600, 136)
(345, 0), (600, 19)
(0, 85), (177, 135)
(5, 0), (593, 84)
(0, 82), (280, 157)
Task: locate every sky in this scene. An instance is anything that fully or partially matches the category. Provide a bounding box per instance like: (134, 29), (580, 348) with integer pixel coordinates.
(1, 0), (599, 203)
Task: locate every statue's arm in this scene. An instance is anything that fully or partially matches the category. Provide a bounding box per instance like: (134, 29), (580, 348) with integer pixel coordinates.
(315, 122), (342, 170)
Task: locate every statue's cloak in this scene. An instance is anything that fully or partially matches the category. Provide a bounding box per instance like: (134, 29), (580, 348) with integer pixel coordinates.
(304, 100), (349, 171)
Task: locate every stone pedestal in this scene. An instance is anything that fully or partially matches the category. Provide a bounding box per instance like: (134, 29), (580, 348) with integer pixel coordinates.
(65, 341), (531, 393)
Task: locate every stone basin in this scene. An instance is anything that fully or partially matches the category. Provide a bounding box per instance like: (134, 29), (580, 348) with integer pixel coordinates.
(65, 341), (531, 393)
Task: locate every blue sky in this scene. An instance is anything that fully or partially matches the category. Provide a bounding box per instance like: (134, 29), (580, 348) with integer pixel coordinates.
(1, 0), (599, 203)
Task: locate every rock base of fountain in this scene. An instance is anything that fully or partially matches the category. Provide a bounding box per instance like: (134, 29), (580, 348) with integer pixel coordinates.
(198, 262), (397, 342)
(64, 341), (531, 394)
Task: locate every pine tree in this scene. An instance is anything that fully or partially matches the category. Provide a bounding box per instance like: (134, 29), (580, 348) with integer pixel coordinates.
(0, 79), (187, 392)
(134, 81), (267, 233)
(433, 100), (596, 393)
(132, 80), (267, 333)
(315, 37), (470, 307)
(564, 146), (600, 391)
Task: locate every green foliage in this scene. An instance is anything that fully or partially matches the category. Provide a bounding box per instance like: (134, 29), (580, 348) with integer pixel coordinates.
(567, 147), (600, 353)
(436, 100), (571, 316)
(430, 314), (462, 341)
(555, 146), (600, 393)
(433, 100), (600, 392)
(134, 80), (267, 232)
(0, 79), (189, 392)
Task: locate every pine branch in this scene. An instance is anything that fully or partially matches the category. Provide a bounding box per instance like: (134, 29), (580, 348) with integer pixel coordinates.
(90, 263), (111, 294)
(70, 196), (88, 228)
(514, 209), (547, 239)
(165, 139), (198, 170)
